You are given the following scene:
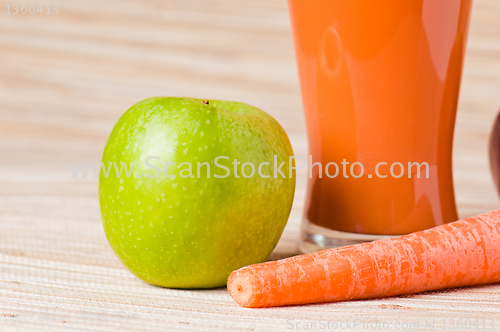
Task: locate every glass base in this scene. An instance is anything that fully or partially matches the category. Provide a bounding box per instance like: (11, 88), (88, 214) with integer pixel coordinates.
(299, 219), (398, 254)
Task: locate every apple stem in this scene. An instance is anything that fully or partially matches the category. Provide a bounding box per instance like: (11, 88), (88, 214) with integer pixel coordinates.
(202, 100), (209, 105)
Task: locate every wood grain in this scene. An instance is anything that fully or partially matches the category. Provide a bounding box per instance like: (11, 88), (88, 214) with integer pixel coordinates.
(1, 0), (500, 330)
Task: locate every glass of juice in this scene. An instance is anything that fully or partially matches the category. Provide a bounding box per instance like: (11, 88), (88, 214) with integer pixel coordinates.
(288, 0), (473, 253)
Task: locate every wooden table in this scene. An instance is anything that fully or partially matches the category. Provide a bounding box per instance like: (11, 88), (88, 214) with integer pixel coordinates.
(1, 0), (499, 330)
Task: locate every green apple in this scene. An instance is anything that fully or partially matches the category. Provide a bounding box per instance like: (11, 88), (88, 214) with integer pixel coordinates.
(99, 97), (295, 288)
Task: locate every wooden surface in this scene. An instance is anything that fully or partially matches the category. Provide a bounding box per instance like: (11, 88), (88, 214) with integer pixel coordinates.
(1, 0), (500, 330)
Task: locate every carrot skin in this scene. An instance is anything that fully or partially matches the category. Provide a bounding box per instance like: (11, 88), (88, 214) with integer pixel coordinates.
(227, 210), (500, 308)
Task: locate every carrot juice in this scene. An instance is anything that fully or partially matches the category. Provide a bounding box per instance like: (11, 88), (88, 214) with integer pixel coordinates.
(288, 0), (473, 252)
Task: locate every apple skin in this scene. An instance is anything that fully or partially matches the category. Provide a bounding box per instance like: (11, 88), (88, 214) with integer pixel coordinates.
(99, 97), (295, 288)
(489, 109), (500, 197)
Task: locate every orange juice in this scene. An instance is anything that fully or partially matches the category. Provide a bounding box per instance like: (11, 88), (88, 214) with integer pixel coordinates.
(288, 0), (472, 251)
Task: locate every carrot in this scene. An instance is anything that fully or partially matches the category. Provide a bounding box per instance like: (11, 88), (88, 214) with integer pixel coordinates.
(227, 210), (500, 308)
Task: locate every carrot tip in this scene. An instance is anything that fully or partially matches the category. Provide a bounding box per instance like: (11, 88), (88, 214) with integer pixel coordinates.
(227, 269), (258, 308)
